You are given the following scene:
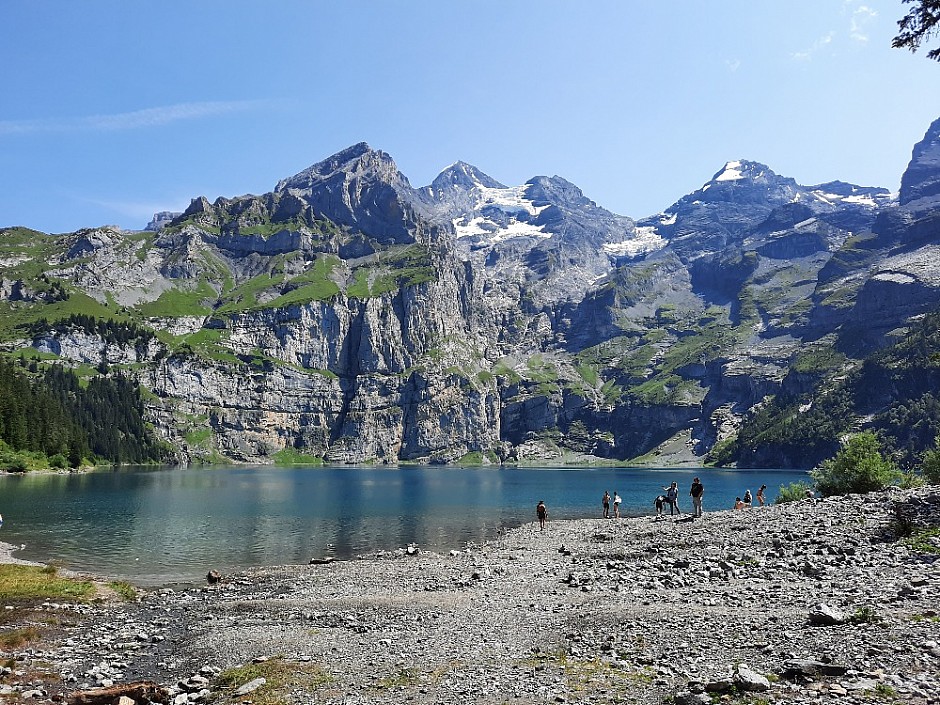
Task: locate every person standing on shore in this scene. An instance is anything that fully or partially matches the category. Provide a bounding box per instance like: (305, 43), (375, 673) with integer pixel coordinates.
(663, 482), (680, 515)
(602, 490), (610, 519)
(536, 501), (547, 531)
(743, 489), (752, 507)
(612, 491), (622, 518)
(690, 477), (704, 518)
(757, 485), (767, 507)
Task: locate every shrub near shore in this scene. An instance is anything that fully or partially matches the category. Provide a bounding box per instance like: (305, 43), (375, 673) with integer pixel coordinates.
(811, 431), (902, 496)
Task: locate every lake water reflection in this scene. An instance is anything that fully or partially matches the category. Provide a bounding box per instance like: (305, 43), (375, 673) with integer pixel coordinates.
(0, 465), (809, 586)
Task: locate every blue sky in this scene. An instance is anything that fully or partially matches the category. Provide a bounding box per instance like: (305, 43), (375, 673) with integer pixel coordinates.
(2, 1), (939, 233)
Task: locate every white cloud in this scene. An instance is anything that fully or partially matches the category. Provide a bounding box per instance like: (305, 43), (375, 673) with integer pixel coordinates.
(0, 100), (268, 135)
(849, 5), (877, 44)
(791, 2), (878, 61)
(792, 32), (834, 61)
(725, 58), (741, 73)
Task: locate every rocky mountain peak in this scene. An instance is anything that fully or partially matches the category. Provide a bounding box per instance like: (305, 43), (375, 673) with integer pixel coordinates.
(712, 159), (752, 181)
(181, 196), (213, 218)
(670, 159), (799, 210)
(900, 116), (940, 207)
(429, 161), (505, 194)
(144, 211), (181, 232)
(707, 160), (786, 187)
(275, 142), (404, 193)
(524, 175), (596, 210)
(270, 144), (422, 243)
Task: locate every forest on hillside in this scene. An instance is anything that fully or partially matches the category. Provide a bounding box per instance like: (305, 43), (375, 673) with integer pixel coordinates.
(0, 356), (167, 469)
(718, 309), (940, 469)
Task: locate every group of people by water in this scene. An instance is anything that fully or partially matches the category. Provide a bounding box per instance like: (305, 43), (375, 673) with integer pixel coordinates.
(652, 479), (772, 516)
(733, 484), (768, 509)
(649, 479), (704, 518)
(536, 479), (779, 528)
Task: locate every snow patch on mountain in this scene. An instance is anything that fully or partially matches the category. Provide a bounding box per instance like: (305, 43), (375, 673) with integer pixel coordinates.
(450, 184), (553, 243)
(603, 225), (667, 257)
(453, 216), (548, 242)
(808, 189), (886, 208)
(715, 161), (746, 182)
(477, 185), (550, 218)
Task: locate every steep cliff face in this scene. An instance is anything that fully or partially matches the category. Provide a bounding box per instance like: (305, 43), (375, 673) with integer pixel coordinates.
(136, 267), (503, 465)
(804, 119), (940, 352)
(900, 116), (940, 208)
(4, 118), (940, 467)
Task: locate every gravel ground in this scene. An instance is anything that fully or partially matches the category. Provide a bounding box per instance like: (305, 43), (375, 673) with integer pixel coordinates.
(1, 487), (939, 705)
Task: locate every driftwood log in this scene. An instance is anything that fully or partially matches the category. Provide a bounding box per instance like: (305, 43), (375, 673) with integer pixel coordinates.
(69, 680), (169, 705)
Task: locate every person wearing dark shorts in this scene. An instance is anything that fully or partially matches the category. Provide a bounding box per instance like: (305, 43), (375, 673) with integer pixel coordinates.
(690, 477), (704, 518)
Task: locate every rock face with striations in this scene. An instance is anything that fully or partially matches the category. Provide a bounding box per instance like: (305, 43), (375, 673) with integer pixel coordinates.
(5, 119), (940, 466)
(900, 116), (940, 208)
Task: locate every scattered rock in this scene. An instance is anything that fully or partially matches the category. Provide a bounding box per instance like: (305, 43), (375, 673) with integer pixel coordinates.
(234, 677), (266, 696)
(780, 659), (850, 678)
(734, 665), (770, 692)
(808, 602), (848, 625)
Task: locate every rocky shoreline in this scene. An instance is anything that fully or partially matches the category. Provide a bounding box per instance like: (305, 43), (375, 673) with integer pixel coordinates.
(1, 487), (939, 704)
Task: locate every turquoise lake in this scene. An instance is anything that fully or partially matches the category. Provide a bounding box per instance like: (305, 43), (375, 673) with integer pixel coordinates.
(0, 465), (809, 586)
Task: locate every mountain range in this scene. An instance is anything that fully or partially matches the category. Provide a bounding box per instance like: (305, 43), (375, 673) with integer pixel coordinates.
(3, 116), (940, 468)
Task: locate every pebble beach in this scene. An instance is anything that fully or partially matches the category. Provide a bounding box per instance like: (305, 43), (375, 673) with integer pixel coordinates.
(1, 487), (939, 704)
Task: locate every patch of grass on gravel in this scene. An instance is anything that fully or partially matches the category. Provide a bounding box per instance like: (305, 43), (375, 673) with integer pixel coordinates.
(0, 625), (40, 649)
(0, 565), (95, 602)
(560, 656), (655, 695)
(519, 650), (654, 697)
(108, 580), (138, 602)
(374, 667), (421, 690)
(214, 658), (333, 704)
(902, 527), (940, 554)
